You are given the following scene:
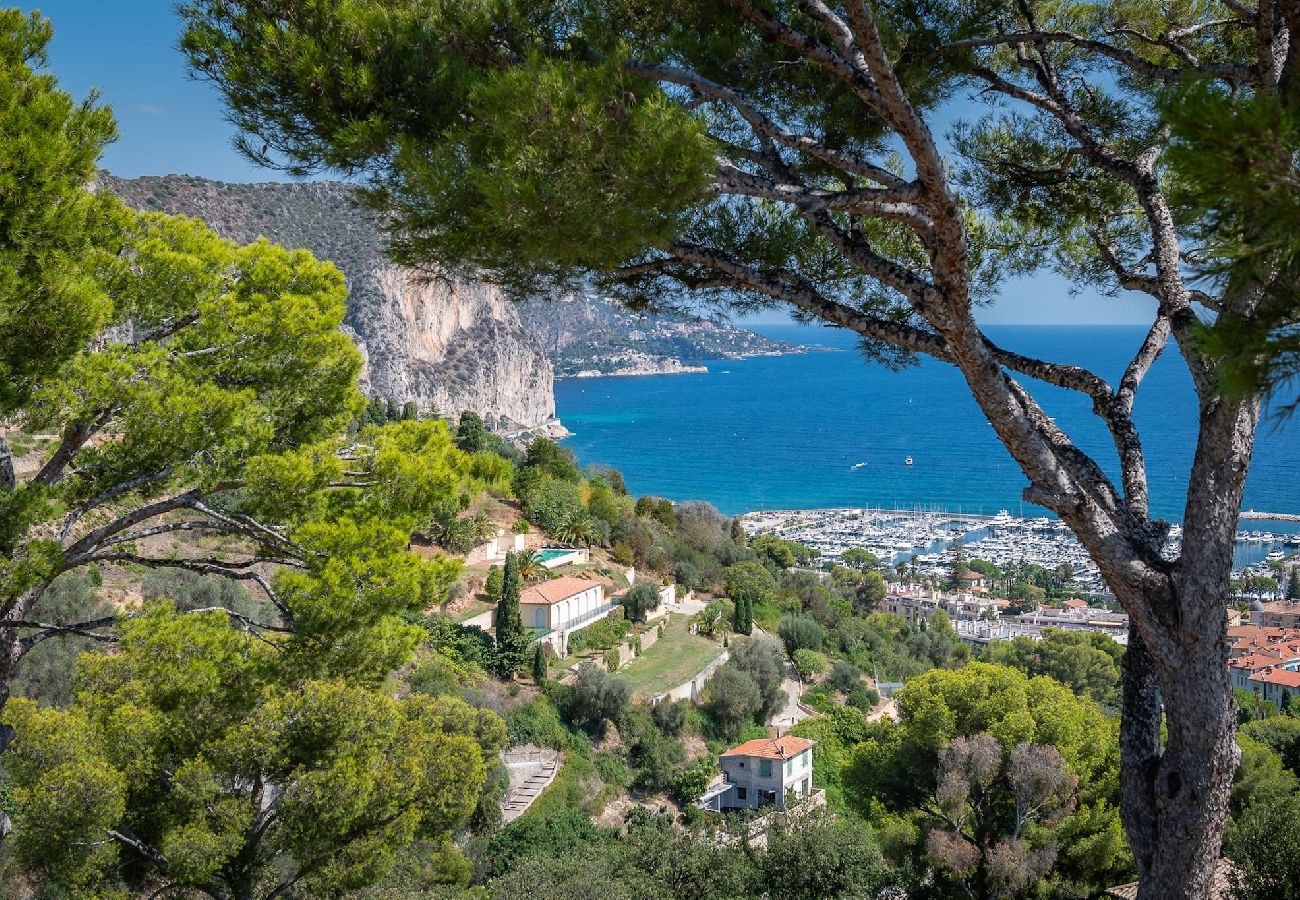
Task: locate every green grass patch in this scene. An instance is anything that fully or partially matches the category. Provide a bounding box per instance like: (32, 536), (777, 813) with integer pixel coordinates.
(617, 614), (725, 699)
(524, 743), (619, 820)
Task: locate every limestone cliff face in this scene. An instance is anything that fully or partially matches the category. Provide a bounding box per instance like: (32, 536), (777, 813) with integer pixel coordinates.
(348, 268), (554, 428)
(102, 174), (556, 428)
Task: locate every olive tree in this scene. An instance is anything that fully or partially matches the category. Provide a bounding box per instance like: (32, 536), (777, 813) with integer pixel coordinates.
(182, 2), (1300, 893)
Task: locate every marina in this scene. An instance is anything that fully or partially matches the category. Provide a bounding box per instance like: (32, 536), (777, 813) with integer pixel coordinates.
(740, 507), (1300, 593)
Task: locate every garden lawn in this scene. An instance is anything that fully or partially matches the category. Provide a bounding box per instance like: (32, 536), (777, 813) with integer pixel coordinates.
(618, 614), (725, 699)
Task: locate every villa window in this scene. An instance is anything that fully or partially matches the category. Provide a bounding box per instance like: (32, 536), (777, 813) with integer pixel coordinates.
(759, 759), (772, 778)
(737, 787), (747, 801)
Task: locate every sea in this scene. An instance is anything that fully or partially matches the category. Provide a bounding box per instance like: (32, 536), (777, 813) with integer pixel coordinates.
(554, 324), (1300, 533)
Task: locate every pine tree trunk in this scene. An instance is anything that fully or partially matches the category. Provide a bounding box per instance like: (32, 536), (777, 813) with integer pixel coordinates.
(1121, 612), (1238, 900)
(1117, 393), (1258, 899)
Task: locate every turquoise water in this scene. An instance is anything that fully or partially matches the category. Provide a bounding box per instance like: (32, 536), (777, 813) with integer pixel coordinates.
(555, 324), (1300, 525)
(537, 549), (577, 562)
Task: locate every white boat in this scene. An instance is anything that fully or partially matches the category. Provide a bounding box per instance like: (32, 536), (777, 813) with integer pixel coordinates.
(1267, 550), (1286, 562)
(905, 457), (914, 466)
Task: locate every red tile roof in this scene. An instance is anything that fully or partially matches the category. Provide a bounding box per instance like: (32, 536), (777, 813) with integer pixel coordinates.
(519, 576), (608, 606)
(722, 736), (815, 761)
(1250, 668), (1300, 689)
(1063, 598), (1089, 609)
(1233, 653), (1285, 672)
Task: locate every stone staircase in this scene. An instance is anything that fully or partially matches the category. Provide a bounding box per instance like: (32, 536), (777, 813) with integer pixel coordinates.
(500, 746), (562, 823)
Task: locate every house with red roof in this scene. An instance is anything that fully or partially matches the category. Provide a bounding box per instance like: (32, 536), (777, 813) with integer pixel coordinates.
(1229, 652), (1297, 691)
(518, 574), (615, 656)
(698, 735), (818, 812)
(1248, 666), (1300, 708)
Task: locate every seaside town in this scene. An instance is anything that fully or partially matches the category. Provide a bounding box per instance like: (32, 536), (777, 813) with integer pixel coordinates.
(740, 506), (1300, 596)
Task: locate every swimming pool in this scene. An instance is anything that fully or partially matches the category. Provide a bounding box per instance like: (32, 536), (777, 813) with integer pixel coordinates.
(537, 548), (588, 569)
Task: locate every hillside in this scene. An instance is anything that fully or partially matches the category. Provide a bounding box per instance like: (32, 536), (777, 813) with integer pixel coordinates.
(102, 173), (557, 430)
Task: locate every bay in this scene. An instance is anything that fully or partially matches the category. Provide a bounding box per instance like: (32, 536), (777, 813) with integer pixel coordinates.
(554, 324), (1300, 525)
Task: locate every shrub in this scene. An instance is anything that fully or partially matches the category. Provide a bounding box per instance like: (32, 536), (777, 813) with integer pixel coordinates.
(672, 759), (716, 804)
(651, 699), (689, 735)
(505, 698), (570, 749)
(627, 720), (685, 790)
(621, 581), (662, 623)
(703, 666), (763, 737)
(632, 635), (643, 657)
(802, 685), (836, 714)
(562, 663), (630, 729)
(605, 648), (621, 673)
(828, 660), (863, 693)
(532, 643), (549, 684)
(778, 614), (824, 656)
(568, 617), (630, 654)
(527, 479), (585, 535)
(847, 684), (880, 712)
(512, 519), (530, 534)
(792, 648), (829, 679)
(485, 565), (504, 600)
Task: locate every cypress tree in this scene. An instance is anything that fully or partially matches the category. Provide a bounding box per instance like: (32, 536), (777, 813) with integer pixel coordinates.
(1288, 568), (1300, 600)
(532, 643), (548, 684)
(493, 551), (527, 677)
(733, 595), (752, 636)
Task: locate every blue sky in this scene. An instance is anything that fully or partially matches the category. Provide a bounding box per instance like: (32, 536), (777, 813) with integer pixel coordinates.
(28, 0), (1158, 325)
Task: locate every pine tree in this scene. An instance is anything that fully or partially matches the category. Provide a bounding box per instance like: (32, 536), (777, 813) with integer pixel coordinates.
(946, 538), (969, 592)
(493, 551), (528, 677)
(385, 397), (400, 421)
(401, 400), (417, 420)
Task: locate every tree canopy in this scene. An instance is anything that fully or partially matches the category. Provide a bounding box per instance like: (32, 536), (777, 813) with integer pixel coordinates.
(5, 603), (505, 898)
(845, 662), (1130, 896)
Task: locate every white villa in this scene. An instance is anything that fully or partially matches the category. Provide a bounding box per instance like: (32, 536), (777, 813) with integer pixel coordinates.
(698, 735), (818, 812)
(519, 575), (615, 656)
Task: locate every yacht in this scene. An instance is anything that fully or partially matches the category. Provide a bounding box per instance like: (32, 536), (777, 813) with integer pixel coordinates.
(1267, 549), (1286, 562)
(905, 456), (914, 466)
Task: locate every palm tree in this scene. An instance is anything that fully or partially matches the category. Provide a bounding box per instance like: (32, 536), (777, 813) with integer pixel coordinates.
(556, 515), (600, 548)
(514, 549), (544, 583)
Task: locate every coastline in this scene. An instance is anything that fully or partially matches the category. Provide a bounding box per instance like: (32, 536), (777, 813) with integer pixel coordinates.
(555, 343), (840, 380)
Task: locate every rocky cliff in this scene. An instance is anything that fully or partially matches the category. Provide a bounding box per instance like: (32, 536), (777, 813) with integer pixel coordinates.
(102, 174), (556, 430)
